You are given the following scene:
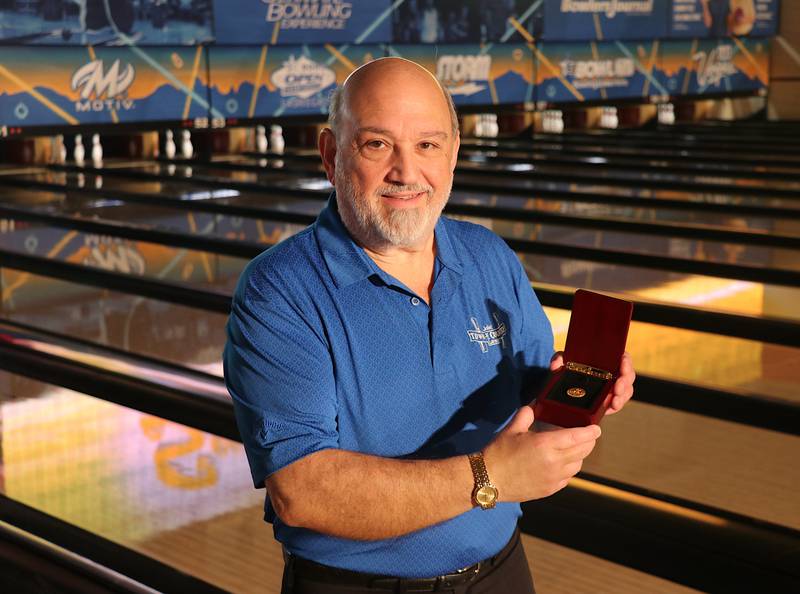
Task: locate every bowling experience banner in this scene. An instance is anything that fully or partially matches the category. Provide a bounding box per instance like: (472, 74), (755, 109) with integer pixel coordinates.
(535, 0), (670, 41)
(658, 38), (770, 96)
(385, 44), (535, 106)
(390, 0), (537, 44)
(0, 46), (215, 127)
(0, 0), (213, 45)
(213, 0), (392, 45)
(208, 44), (382, 118)
(534, 41), (667, 103)
(669, 0), (780, 39)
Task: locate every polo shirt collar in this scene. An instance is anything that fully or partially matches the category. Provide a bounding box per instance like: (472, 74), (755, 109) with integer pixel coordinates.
(315, 193), (463, 290)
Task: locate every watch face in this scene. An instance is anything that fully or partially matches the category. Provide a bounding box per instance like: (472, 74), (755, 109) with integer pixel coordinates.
(476, 485), (498, 507)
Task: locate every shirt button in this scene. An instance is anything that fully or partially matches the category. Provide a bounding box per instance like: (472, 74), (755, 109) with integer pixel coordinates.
(410, 297), (421, 306)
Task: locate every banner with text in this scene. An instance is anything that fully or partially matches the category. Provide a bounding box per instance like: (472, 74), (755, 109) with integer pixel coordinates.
(385, 44), (534, 106)
(0, 2), (213, 45)
(0, 47), (212, 128)
(658, 38), (770, 95)
(390, 0), (537, 44)
(213, 0), (391, 45)
(209, 44), (382, 118)
(537, 0), (669, 41)
(669, 0), (779, 38)
(534, 40), (666, 103)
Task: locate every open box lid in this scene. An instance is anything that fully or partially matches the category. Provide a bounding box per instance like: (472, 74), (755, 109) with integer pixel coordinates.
(563, 289), (633, 376)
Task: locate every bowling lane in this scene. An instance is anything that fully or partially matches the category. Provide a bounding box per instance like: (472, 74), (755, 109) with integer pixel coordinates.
(457, 147), (800, 177)
(455, 159), (800, 191)
(461, 138), (800, 167)
(4, 258), (799, 410)
(1, 272), (228, 377)
(4, 172), (800, 321)
(3, 364), (798, 535)
(0, 370), (272, 593)
(9, 162), (800, 220)
(0, 371), (707, 594)
(16, 171), (796, 240)
(104, 158), (800, 222)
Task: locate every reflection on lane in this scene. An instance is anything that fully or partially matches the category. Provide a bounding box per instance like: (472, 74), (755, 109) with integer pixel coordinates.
(0, 371), (275, 593)
(1, 274), (228, 376)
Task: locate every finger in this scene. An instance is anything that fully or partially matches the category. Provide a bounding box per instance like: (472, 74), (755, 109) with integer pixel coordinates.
(548, 424), (601, 449)
(618, 352), (636, 383)
(504, 405), (535, 434)
(607, 384), (635, 414)
(549, 351), (564, 371)
(561, 439), (598, 463)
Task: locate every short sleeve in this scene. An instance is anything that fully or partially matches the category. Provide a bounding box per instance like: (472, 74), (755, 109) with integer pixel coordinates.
(223, 273), (339, 488)
(511, 253), (555, 395)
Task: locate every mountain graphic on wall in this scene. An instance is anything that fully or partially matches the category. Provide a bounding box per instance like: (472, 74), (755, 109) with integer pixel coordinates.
(0, 82), (211, 126)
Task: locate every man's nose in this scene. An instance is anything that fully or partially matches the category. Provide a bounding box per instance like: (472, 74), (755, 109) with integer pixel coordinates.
(385, 145), (419, 186)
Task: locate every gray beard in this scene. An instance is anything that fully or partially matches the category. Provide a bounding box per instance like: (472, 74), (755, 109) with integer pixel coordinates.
(335, 172), (451, 250)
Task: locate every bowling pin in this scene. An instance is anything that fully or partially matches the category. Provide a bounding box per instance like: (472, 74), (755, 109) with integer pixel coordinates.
(545, 111), (553, 133)
(74, 133), (85, 167)
(256, 125), (268, 154)
(554, 110), (564, 134)
(475, 115), (484, 138)
(181, 130), (193, 159)
(165, 130), (176, 159)
(489, 114), (499, 138)
(91, 133), (103, 168)
(270, 125), (284, 154)
(55, 134), (67, 164)
(610, 107), (618, 129)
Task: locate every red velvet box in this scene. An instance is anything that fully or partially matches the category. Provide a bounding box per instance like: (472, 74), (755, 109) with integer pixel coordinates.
(533, 289), (633, 428)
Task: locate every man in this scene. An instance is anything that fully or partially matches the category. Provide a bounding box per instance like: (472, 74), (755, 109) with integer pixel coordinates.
(224, 58), (635, 593)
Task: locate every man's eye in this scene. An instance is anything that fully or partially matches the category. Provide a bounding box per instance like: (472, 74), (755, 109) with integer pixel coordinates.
(419, 142), (438, 150)
(365, 140), (386, 149)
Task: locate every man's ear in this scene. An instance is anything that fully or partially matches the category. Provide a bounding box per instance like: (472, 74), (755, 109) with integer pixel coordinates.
(450, 131), (460, 172)
(319, 128), (337, 184)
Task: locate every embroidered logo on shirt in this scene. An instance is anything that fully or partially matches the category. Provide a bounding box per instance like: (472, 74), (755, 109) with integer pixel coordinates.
(467, 313), (507, 353)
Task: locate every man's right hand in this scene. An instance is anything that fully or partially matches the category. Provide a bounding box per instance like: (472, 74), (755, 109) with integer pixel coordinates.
(483, 406), (601, 502)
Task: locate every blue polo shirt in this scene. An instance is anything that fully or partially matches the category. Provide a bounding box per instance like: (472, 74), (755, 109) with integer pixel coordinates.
(224, 194), (553, 578)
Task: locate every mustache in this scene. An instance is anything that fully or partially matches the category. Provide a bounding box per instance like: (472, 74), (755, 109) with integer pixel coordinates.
(373, 184), (433, 197)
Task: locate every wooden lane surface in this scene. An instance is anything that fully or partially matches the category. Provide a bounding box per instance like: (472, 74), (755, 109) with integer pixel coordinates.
(135, 503), (702, 594)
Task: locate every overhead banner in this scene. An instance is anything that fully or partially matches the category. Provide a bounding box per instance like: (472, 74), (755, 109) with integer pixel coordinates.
(0, 47), (214, 128)
(390, 0), (536, 44)
(538, 0), (669, 41)
(669, 0), (780, 38)
(209, 44), (382, 118)
(534, 41), (667, 103)
(658, 38), (770, 96)
(385, 44), (534, 106)
(213, 0), (392, 45)
(0, 2), (213, 45)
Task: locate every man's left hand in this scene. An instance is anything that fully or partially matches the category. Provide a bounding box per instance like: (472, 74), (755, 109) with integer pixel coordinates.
(549, 351), (635, 415)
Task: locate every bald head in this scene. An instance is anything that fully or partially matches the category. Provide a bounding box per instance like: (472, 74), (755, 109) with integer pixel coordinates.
(328, 57), (459, 141)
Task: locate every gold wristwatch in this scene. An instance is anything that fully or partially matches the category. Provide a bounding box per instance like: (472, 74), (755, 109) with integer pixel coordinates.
(468, 452), (498, 510)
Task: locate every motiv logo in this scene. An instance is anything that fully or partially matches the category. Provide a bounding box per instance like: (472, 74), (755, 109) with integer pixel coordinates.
(271, 55), (335, 98)
(71, 59), (136, 112)
(436, 55), (491, 97)
(693, 45), (736, 87)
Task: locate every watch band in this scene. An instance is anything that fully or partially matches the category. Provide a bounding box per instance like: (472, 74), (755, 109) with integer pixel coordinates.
(468, 452), (498, 510)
